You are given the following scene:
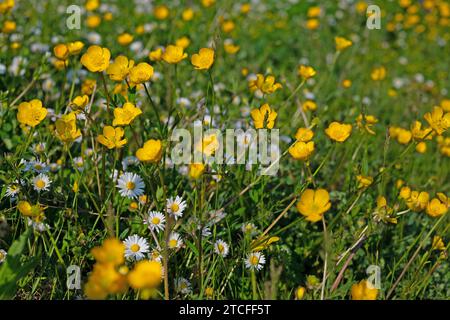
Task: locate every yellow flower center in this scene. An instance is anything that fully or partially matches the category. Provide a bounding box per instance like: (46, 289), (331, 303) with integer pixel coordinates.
(34, 164), (43, 170)
(0, 252), (4, 260)
(217, 244), (224, 252)
(171, 203), (179, 212)
(250, 255), (259, 265)
(169, 239), (178, 248)
(126, 181), (136, 190)
(35, 179), (45, 189)
(151, 217), (160, 225)
(130, 244), (140, 252)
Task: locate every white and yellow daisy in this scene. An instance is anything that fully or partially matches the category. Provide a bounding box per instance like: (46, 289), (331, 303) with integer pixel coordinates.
(168, 232), (183, 249)
(0, 249), (7, 264)
(32, 173), (52, 192)
(241, 222), (258, 236)
(245, 252), (266, 271)
(123, 235), (149, 261)
(24, 160), (49, 173)
(117, 172), (145, 199)
(31, 142), (46, 154)
(149, 249), (162, 263)
(145, 211), (165, 233)
(175, 277), (192, 295)
(214, 239), (230, 257)
(73, 156), (84, 172)
(166, 195), (187, 220)
(5, 183), (21, 198)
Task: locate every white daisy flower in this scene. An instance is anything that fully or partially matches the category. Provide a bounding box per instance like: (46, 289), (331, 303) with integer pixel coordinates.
(245, 252), (266, 271)
(214, 239), (230, 258)
(84, 148), (94, 157)
(241, 222), (258, 236)
(73, 157), (84, 172)
(166, 196), (187, 220)
(5, 183), (21, 198)
(31, 142), (46, 154)
(32, 173), (52, 192)
(122, 156), (139, 171)
(149, 249), (162, 263)
(168, 232), (183, 249)
(145, 211), (165, 233)
(117, 172), (145, 199)
(208, 210), (227, 224)
(24, 160), (49, 173)
(123, 235), (149, 261)
(175, 277), (192, 295)
(49, 163), (60, 173)
(0, 249), (7, 264)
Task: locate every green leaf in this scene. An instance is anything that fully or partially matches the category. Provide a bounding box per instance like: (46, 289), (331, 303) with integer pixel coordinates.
(0, 229), (37, 299)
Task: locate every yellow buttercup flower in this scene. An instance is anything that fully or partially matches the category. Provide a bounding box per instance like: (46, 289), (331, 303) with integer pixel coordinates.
(295, 128), (314, 142)
(306, 19), (320, 30)
(82, 79), (97, 95)
(112, 102), (142, 126)
(81, 45), (111, 72)
(248, 74), (282, 95)
(106, 55), (134, 82)
(424, 106), (450, 135)
(182, 8), (194, 21)
(356, 175), (373, 188)
(298, 65), (316, 79)
(289, 141), (315, 161)
(136, 139), (163, 163)
(325, 122), (352, 142)
(307, 6), (322, 18)
(406, 191), (429, 212)
(91, 238), (125, 266)
(71, 95), (90, 112)
(351, 280), (378, 300)
(223, 41), (240, 54)
(202, 0), (215, 7)
(175, 36), (190, 49)
(55, 112), (82, 143)
(410, 121), (432, 140)
(371, 66), (387, 81)
(67, 41), (84, 55)
(162, 45), (188, 64)
(222, 20), (235, 33)
(441, 99), (450, 112)
(0, 0), (14, 13)
(295, 286), (306, 300)
(197, 134), (220, 156)
(399, 186), (411, 200)
(296, 189), (331, 222)
(97, 126), (127, 149)
(415, 141), (427, 153)
(191, 48), (215, 70)
(432, 236), (446, 251)
(250, 104), (277, 129)
(335, 36), (353, 51)
(17, 99), (47, 127)
(154, 5), (169, 20)
(117, 33), (133, 46)
(356, 114), (378, 135)
(85, 0), (99, 11)
(53, 44), (69, 60)
(128, 260), (162, 290)
(86, 15), (101, 28)
(426, 198), (448, 217)
(129, 62), (154, 85)
(17, 201), (46, 219)
(189, 163), (206, 179)
(302, 100), (317, 112)
(2, 20), (16, 33)
(149, 48), (163, 61)
(85, 263), (128, 300)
